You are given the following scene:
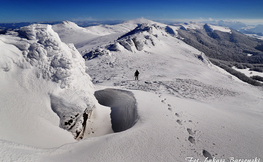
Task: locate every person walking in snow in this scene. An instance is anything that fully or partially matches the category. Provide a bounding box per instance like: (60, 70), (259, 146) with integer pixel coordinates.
(134, 70), (139, 80)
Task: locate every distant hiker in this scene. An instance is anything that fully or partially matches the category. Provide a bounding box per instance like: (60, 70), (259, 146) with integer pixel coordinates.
(134, 70), (139, 80)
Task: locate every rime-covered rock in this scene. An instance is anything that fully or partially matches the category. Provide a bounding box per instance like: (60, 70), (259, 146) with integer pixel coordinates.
(0, 24), (97, 139)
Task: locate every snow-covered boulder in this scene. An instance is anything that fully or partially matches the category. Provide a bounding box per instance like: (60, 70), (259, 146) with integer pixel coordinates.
(106, 42), (124, 51)
(83, 48), (112, 60)
(118, 38), (137, 52)
(0, 24), (97, 146)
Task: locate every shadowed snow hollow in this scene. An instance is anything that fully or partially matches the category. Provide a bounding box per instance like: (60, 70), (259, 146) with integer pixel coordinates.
(0, 24), (98, 147)
(94, 88), (138, 132)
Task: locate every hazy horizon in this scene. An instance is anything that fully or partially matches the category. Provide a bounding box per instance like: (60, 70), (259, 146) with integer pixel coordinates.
(1, 0), (263, 25)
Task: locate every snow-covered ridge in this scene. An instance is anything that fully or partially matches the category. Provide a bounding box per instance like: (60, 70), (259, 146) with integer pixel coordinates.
(115, 23), (167, 52)
(172, 22), (232, 34)
(177, 22), (204, 30)
(83, 23), (179, 58)
(207, 24), (232, 33)
(53, 19), (181, 56)
(0, 24), (98, 147)
(55, 20), (88, 33)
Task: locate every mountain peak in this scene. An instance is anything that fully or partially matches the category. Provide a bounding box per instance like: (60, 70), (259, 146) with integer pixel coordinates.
(59, 20), (80, 29)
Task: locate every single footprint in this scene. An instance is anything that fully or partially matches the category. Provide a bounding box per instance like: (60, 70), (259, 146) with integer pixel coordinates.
(202, 150), (213, 160)
(161, 98), (166, 103)
(187, 128), (195, 135)
(175, 113), (180, 117)
(188, 136), (195, 144)
(176, 119), (182, 125)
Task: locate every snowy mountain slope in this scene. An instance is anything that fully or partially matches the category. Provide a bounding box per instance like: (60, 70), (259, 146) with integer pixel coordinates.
(174, 22), (204, 30)
(77, 19), (263, 160)
(2, 87), (263, 161)
(203, 20), (263, 40)
(0, 24), (100, 147)
(202, 20), (247, 31)
(1, 19), (263, 161)
(206, 24), (231, 33)
(52, 21), (101, 51)
(82, 22), (235, 89)
(172, 22), (232, 33)
(52, 20), (141, 54)
(177, 22), (263, 65)
(53, 18), (179, 55)
(175, 21), (263, 85)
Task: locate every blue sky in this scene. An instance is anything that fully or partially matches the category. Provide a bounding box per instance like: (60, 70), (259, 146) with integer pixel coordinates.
(1, 0), (263, 24)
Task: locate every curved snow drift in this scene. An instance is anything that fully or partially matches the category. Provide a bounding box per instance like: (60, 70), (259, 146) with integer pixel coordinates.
(94, 88), (138, 132)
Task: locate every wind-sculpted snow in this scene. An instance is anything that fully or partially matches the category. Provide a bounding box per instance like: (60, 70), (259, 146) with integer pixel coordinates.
(18, 24), (78, 88)
(114, 79), (238, 101)
(20, 24), (97, 136)
(0, 24), (97, 143)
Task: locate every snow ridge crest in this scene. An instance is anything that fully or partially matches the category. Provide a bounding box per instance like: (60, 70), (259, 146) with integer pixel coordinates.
(83, 23), (178, 59)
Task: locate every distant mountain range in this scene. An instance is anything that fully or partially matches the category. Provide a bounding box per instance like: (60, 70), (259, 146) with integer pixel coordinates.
(240, 24), (263, 34)
(0, 20), (123, 31)
(174, 22), (263, 64)
(52, 19), (263, 86)
(173, 22), (263, 85)
(201, 20), (263, 39)
(1, 19), (263, 36)
(1, 19), (263, 85)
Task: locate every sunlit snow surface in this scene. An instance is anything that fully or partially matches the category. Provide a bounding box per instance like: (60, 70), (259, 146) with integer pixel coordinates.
(1, 19), (263, 161)
(0, 24), (98, 147)
(208, 24), (232, 33)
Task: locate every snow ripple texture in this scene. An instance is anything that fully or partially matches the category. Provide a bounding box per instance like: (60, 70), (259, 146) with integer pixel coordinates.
(114, 79), (238, 101)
